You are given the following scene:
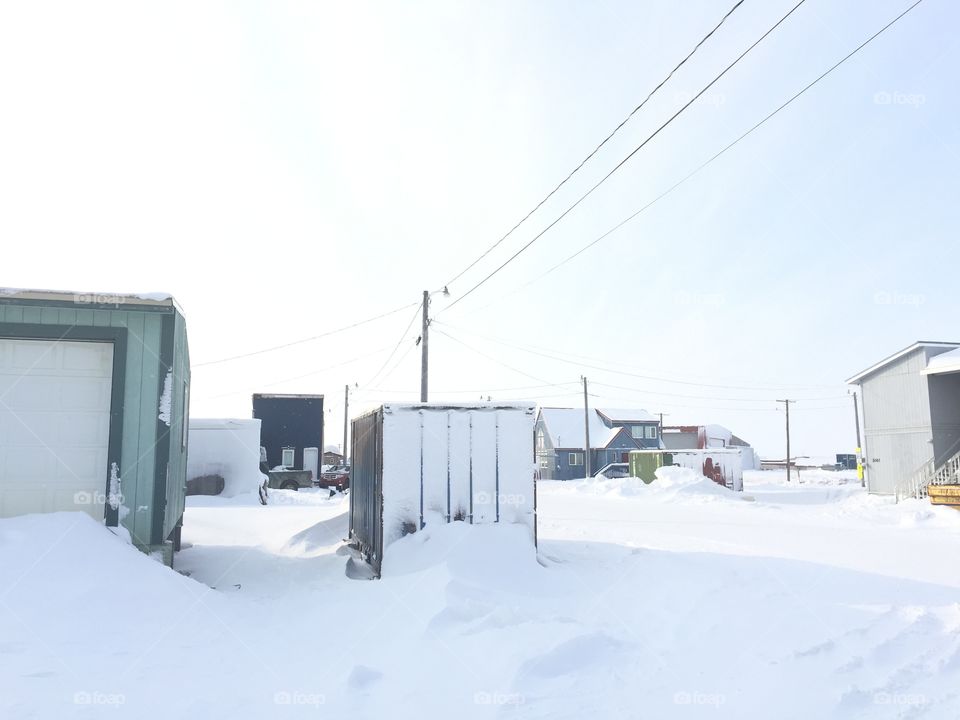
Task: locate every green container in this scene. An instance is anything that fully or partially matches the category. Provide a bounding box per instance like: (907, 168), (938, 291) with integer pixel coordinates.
(629, 451), (672, 483)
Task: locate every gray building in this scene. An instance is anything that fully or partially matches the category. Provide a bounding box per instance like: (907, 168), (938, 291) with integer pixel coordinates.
(847, 341), (960, 497)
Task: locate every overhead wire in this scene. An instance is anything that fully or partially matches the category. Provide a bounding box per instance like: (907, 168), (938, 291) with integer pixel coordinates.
(444, 0), (748, 288)
(443, 0), (809, 312)
(194, 302), (419, 367)
(459, 0), (929, 311)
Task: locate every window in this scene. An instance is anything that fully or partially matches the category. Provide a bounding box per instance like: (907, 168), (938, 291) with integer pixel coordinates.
(645, 425), (658, 439)
(537, 430), (545, 450)
(282, 447), (295, 468)
(569, 452), (583, 466)
(539, 457), (550, 469)
(631, 426), (644, 439)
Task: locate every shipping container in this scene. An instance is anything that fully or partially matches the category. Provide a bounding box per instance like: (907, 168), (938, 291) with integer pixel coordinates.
(629, 448), (744, 491)
(349, 403), (537, 575)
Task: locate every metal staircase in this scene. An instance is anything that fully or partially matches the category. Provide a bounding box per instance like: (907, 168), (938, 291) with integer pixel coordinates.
(896, 443), (960, 501)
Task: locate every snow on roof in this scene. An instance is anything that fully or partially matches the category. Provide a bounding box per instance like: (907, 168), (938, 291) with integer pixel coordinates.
(539, 408), (645, 449)
(595, 408), (657, 424)
(0, 287), (175, 306)
(923, 347), (960, 375)
(847, 341), (960, 384)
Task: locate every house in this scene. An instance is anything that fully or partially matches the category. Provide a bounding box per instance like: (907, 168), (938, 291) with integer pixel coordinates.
(252, 393), (324, 479)
(536, 407), (660, 480)
(662, 424), (757, 469)
(322, 446), (344, 466)
(0, 288), (190, 564)
(847, 341), (960, 497)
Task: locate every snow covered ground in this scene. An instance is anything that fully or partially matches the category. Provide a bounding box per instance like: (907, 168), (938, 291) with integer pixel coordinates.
(2, 469), (959, 719)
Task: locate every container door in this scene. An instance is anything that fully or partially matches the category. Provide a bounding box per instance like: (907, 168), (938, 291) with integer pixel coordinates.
(303, 447), (319, 480)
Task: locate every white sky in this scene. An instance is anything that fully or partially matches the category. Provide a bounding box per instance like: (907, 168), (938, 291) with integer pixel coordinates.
(1, 0), (956, 460)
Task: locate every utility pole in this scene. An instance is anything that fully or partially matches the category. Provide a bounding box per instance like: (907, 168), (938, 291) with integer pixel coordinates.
(852, 391), (864, 488)
(420, 289), (429, 402)
(343, 384), (350, 464)
(777, 399), (792, 482)
(582, 376), (592, 478)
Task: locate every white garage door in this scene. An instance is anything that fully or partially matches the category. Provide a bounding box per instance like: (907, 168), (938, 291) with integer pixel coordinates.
(0, 338), (114, 521)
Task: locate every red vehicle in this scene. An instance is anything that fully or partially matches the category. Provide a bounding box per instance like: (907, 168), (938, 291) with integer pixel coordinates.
(317, 464), (350, 491)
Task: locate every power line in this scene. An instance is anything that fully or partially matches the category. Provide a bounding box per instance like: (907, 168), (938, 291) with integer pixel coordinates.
(431, 327), (572, 389)
(443, 0), (808, 312)
(463, 0), (929, 307)
(364, 302), (423, 387)
(194, 302), (419, 367)
(443, 0), (747, 288)
(436, 322), (845, 393)
(196, 344), (394, 400)
(365, 337), (420, 391)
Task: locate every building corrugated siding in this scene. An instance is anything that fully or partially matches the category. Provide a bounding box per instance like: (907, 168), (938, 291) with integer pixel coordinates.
(0, 301), (186, 548)
(860, 347), (934, 495)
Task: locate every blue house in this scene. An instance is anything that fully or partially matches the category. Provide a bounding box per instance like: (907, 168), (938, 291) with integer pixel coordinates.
(535, 407), (661, 480)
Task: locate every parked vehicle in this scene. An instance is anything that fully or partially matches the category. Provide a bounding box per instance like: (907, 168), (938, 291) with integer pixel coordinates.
(593, 462), (631, 479)
(266, 469), (313, 491)
(317, 464), (350, 491)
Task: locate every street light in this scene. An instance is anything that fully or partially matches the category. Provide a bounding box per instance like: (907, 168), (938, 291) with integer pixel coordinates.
(420, 286), (450, 402)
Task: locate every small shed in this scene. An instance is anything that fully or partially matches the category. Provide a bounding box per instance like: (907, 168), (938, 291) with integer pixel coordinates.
(0, 288), (190, 564)
(349, 403), (537, 575)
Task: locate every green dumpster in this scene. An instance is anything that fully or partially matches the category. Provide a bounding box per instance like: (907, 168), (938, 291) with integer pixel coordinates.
(628, 451), (673, 484)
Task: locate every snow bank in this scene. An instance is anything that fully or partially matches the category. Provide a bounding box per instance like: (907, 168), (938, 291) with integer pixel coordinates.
(578, 465), (740, 503)
(381, 520), (541, 588)
(187, 419), (267, 497)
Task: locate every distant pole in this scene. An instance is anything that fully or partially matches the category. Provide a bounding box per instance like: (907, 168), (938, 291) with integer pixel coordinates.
(420, 289), (429, 402)
(777, 399), (792, 481)
(582, 376), (592, 477)
(852, 391), (864, 487)
(343, 384), (350, 464)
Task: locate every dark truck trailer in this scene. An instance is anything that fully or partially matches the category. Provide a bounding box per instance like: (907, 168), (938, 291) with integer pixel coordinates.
(252, 393), (324, 478)
(349, 403), (537, 576)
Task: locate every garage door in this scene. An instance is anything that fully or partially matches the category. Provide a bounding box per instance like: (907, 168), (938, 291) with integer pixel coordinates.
(0, 338), (114, 521)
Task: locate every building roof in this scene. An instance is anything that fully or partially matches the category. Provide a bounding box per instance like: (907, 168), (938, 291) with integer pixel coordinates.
(595, 408), (657, 424)
(846, 341), (960, 384)
(0, 287), (176, 308)
(923, 347), (960, 375)
(539, 407), (651, 449)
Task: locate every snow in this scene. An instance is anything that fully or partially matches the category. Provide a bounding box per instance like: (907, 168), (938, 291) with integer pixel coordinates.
(925, 347), (960, 375)
(378, 405), (536, 558)
(539, 407), (625, 448)
(157, 370), (173, 426)
(2, 471), (960, 718)
(186, 419), (268, 497)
